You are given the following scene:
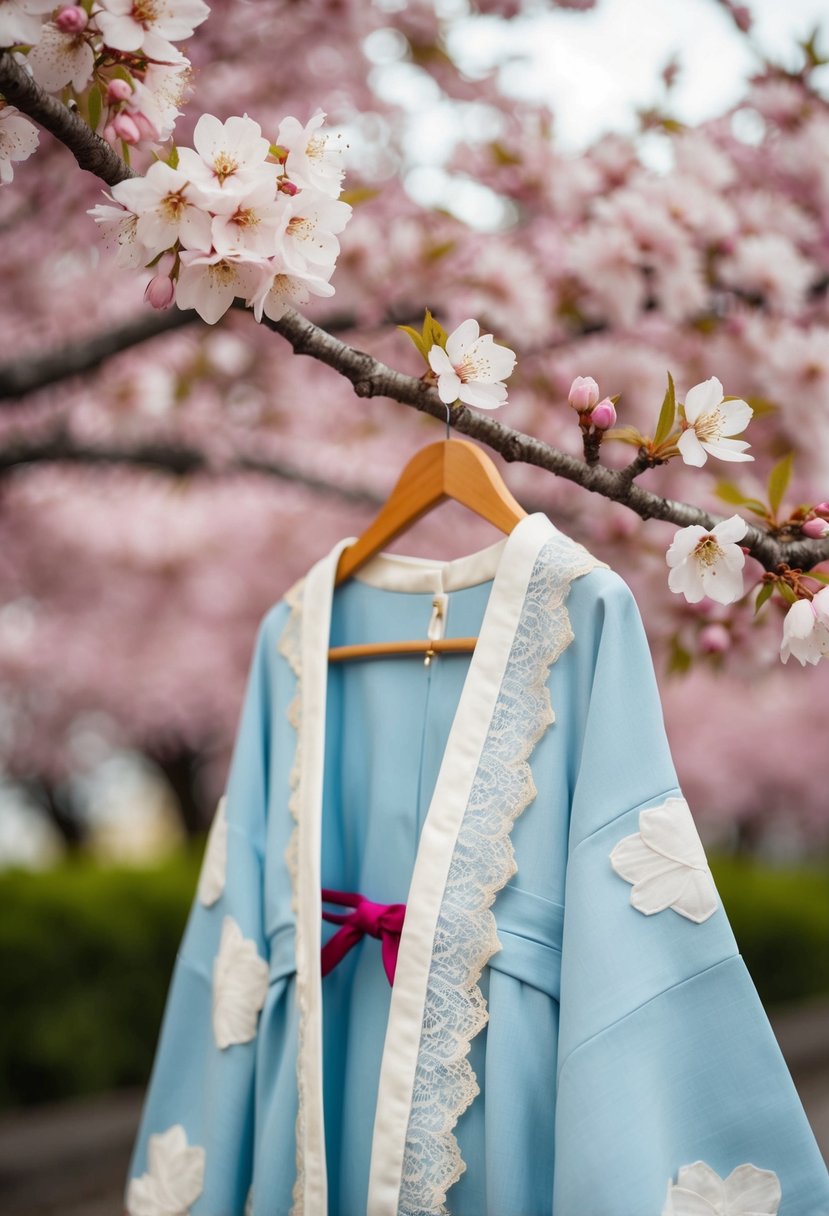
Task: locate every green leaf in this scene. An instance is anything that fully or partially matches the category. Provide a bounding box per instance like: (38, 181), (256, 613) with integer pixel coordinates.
(778, 582), (798, 605)
(87, 83), (102, 133)
(714, 480), (767, 514)
(339, 187), (378, 207)
(666, 635), (692, 675)
(166, 142), (179, 170)
(397, 324), (429, 362)
(809, 571), (829, 584)
(653, 371), (676, 446)
(768, 453), (793, 517)
(423, 309), (448, 351)
(755, 582), (775, 614)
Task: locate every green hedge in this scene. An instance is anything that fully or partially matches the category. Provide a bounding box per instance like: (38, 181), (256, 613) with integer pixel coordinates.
(0, 848), (201, 1109)
(0, 849), (827, 1108)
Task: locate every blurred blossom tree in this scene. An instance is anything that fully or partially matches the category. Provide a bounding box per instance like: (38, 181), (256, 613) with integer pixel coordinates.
(0, 0), (828, 852)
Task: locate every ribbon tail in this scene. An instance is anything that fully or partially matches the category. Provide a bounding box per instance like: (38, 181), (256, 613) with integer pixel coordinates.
(321, 924), (363, 977)
(381, 932), (400, 986)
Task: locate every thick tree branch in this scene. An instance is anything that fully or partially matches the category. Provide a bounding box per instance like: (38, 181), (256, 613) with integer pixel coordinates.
(4, 62), (828, 577)
(0, 308), (196, 399)
(0, 428), (384, 505)
(0, 52), (134, 184)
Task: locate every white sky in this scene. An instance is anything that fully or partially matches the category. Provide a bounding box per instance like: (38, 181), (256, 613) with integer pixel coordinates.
(447, 0), (829, 149)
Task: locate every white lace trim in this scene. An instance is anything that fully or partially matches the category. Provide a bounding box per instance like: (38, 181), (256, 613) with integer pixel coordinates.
(398, 534), (598, 1215)
(276, 579), (307, 1216)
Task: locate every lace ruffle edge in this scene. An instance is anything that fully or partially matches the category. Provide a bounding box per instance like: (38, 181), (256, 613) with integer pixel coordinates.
(398, 536), (598, 1215)
(276, 579), (307, 1216)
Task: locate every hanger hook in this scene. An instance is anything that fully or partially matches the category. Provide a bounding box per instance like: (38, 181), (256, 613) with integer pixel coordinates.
(444, 401), (451, 441)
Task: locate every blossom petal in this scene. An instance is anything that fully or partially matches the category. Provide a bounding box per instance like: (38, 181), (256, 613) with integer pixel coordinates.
(668, 558), (706, 603)
(683, 377), (723, 424)
(700, 437), (753, 462)
(712, 514), (748, 545)
(428, 345), (455, 377)
(436, 370), (463, 404)
(678, 428), (708, 467)
(445, 318), (480, 363)
(458, 380), (508, 409)
(611, 798), (718, 923)
(717, 397), (753, 435)
(666, 525), (708, 567)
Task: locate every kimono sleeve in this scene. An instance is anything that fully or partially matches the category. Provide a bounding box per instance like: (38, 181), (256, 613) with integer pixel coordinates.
(553, 571), (829, 1215)
(124, 606), (284, 1216)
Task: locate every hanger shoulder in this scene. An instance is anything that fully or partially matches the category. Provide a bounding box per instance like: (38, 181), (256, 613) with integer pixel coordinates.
(334, 438), (527, 587)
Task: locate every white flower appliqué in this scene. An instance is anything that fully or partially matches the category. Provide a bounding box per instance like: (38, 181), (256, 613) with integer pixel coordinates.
(678, 376), (753, 467)
(126, 1123), (205, 1216)
(428, 318), (516, 409)
(610, 796), (719, 924)
(662, 1160), (781, 1215)
(197, 794), (227, 907)
(666, 514), (747, 606)
(212, 915), (269, 1049)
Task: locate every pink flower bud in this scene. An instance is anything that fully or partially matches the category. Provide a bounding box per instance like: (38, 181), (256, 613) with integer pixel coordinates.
(814, 501), (829, 516)
(144, 274), (176, 310)
(698, 623), (731, 654)
(106, 79), (133, 103)
(568, 375), (600, 413)
(55, 4), (88, 33)
(732, 5), (752, 33)
(802, 517), (829, 539)
(590, 398), (617, 430)
(132, 111), (158, 142)
(112, 113), (141, 145)
(278, 178), (299, 196)
(103, 122), (118, 144)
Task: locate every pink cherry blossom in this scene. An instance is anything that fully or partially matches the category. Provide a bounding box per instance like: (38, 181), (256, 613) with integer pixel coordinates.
(568, 375), (599, 412)
(251, 266), (336, 324)
(175, 250), (268, 325)
(176, 114), (274, 201)
(591, 398), (617, 429)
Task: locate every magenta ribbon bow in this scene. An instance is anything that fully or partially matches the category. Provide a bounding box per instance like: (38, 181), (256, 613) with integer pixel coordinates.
(321, 888), (406, 986)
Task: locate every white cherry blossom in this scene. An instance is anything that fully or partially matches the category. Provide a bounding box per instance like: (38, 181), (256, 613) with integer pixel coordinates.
(280, 191), (352, 275)
(212, 915), (269, 1048)
(87, 197), (147, 267)
(177, 113), (275, 202)
(111, 160), (212, 256)
(678, 376), (753, 466)
(277, 110), (345, 199)
(251, 266), (335, 324)
(610, 796), (719, 924)
(26, 20), (94, 92)
(662, 1160), (781, 1215)
(0, 0), (53, 47)
(428, 319), (517, 409)
(210, 179), (287, 258)
(780, 589), (829, 665)
(0, 105), (39, 185)
(666, 514), (747, 606)
(94, 0), (209, 60)
(126, 1123), (205, 1216)
(197, 794), (227, 907)
(175, 249), (268, 325)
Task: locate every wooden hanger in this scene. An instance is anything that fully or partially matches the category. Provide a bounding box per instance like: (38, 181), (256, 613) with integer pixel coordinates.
(329, 437), (527, 663)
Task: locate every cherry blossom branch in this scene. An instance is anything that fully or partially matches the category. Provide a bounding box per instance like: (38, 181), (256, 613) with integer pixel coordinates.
(4, 56), (828, 576)
(0, 52), (135, 185)
(261, 308), (829, 573)
(0, 428), (383, 505)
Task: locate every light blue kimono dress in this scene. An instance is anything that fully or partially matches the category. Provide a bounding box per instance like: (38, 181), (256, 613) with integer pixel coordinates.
(125, 514), (829, 1215)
